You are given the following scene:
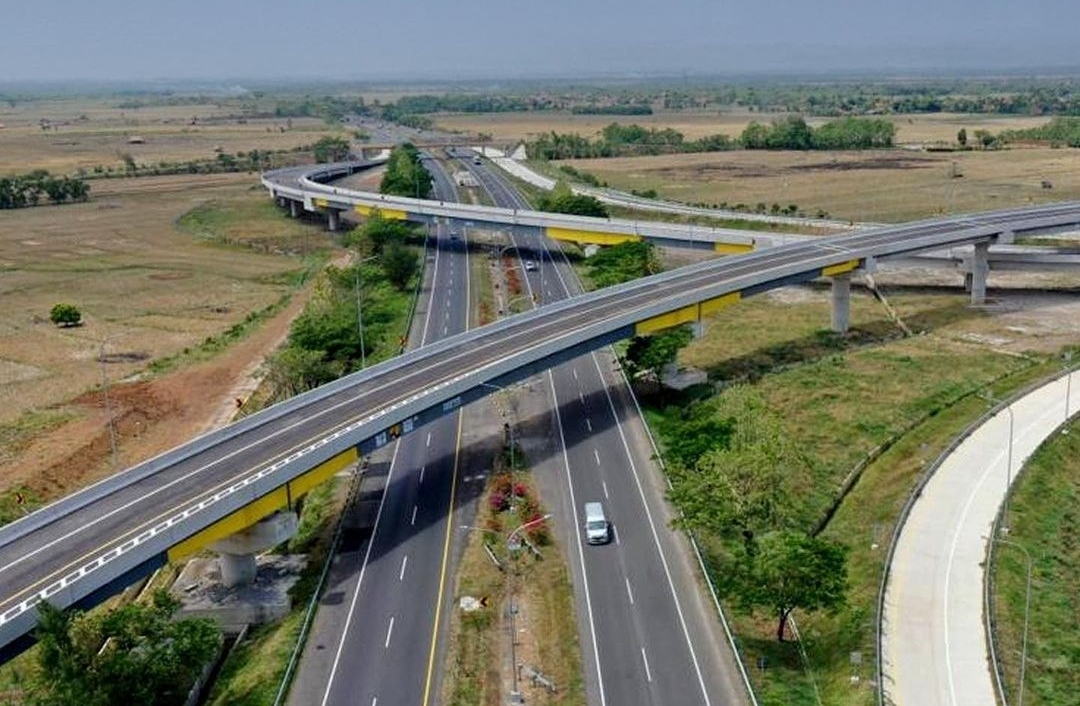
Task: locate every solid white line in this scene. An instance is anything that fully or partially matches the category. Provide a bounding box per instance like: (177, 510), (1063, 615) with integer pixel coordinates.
(943, 412), (1012, 706)
(602, 481), (609, 499)
(594, 449), (601, 466)
(399, 554), (408, 581)
(411, 505), (417, 526)
(320, 441), (404, 706)
(589, 352), (713, 705)
(547, 371), (607, 706)
(384, 616), (395, 648)
(626, 576), (635, 605)
(641, 646), (653, 682)
(586, 418), (592, 432)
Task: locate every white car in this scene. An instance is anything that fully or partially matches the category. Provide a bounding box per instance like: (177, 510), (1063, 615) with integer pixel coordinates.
(524, 260), (537, 271)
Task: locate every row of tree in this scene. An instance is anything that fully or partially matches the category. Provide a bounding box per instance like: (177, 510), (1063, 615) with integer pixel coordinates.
(528, 116), (890, 160)
(527, 123), (734, 160)
(741, 116), (895, 150)
(0, 170), (90, 209)
(265, 214), (420, 399)
(997, 116), (1080, 148)
(379, 143), (434, 199)
(570, 104), (653, 115)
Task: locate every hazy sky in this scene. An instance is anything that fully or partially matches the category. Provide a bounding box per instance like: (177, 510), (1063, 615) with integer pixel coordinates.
(2, 0), (1078, 83)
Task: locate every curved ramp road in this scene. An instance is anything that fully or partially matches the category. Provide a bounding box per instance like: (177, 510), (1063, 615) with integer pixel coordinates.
(883, 372), (1078, 705)
(1, 167), (1080, 658)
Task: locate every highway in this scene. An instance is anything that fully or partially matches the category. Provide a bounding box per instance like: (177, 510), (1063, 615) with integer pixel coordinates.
(288, 154), (476, 706)
(2, 176), (1080, 659)
(467, 153), (754, 705)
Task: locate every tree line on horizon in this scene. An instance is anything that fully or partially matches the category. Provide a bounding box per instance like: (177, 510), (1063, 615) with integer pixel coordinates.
(526, 116), (895, 160)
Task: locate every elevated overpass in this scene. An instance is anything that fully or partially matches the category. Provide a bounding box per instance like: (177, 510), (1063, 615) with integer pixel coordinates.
(1, 166), (1080, 660)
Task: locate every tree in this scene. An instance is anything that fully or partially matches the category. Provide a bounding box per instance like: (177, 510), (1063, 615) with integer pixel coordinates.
(311, 136), (350, 163)
(584, 240), (659, 288)
(382, 243), (418, 291)
(49, 303), (81, 327)
(957, 128), (968, 146)
(624, 325), (693, 381)
(379, 143), (433, 199)
(733, 531), (848, 642)
(33, 591), (221, 706)
(351, 212), (415, 255)
(536, 182), (609, 218)
(666, 386), (809, 540)
(266, 345), (341, 398)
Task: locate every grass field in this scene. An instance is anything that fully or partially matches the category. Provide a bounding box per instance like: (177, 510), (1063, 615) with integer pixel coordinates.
(989, 411), (1080, 706)
(644, 283), (1078, 706)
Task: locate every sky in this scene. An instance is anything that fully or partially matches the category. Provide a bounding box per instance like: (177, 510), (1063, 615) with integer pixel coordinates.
(2, 0), (1078, 84)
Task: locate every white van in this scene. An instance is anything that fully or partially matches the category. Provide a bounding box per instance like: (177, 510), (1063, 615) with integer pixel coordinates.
(584, 502), (611, 545)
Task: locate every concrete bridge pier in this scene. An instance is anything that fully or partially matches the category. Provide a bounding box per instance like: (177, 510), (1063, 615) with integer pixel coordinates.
(327, 209), (340, 232)
(211, 511), (299, 587)
(830, 272), (852, 333)
(966, 241), (990, 304)
(288, 199), (300, 218)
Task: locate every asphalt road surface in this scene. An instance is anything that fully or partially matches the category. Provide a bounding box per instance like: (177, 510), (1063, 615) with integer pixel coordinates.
(468, 156), (748, 705)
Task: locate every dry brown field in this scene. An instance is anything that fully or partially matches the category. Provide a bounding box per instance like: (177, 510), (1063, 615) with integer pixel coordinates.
(434, 110), (1051, 146)
(566, 147), (1080, 223)
(0, 174), (323, 428)
(434, 110), (1079, 222)
(0, 167), (344, 509)
(0, 97), (335, 175)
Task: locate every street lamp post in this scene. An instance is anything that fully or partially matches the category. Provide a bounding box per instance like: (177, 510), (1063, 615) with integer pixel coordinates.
(99, 340), (119, 471)
(1064, 355), (1073, 432)
(991, 536), (1032, 706)
(460, 513), (552, 700)
(354, 254), (379, 369)
(506, 514), (551, 698)
(480, 381), (517, 472)
(982, 393), (1015, 531)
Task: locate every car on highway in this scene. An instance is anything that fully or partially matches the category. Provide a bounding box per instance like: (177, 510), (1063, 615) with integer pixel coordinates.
(584, 502), (611, 544)
(524, 260), (537, 271)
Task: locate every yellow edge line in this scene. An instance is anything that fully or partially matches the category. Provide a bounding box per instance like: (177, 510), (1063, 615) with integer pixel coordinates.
(421, 410), (464, 705)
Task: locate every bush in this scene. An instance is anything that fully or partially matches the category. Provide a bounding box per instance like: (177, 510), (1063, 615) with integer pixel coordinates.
(49, 303), (81, 327)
